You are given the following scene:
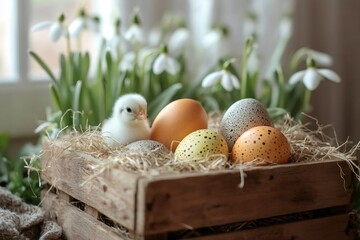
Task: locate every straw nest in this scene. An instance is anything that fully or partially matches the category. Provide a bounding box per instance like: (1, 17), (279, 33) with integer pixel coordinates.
(40, 113), (360, 183)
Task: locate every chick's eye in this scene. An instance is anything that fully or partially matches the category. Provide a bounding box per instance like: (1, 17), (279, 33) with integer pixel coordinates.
(125, 107), (132, 113)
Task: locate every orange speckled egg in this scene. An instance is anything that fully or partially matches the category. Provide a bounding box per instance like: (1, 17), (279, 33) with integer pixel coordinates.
(232, 126), (291, 164)
(150, 99), (208, 151)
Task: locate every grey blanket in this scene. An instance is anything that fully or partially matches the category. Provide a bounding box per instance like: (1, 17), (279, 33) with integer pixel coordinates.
(0, 187), (62, 240)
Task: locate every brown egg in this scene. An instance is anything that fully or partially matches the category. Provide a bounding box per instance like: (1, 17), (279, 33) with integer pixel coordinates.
(232, 126), (291, 164)
(150, 99), (208, 151)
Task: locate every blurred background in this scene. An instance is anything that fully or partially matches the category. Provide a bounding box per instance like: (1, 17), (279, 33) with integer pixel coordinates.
(0, 0), (359, 156)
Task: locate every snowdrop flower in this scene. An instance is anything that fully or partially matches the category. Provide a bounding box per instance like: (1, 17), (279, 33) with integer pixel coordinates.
(202, 60), (240, 91)
(279, 16), (293, 40)
(31, 13), (66, 42)
(295, 48), (333, 67)
(202, 27), (225, 49)
(107, 18), (126, 59)
(247, 43), (260, 74)
(148, 27), (163, 47)
(153, 46), (180, 75)
(138, 48), (157, 71)
(68, 9), (100, 38)
(120, 52), (135, 72)
(124, 11), (145, 46)
(243, 12), (258, 39)
(289, 58), (341, 91)
(202, 25), (230, 68)
(168, 27), (190, 55)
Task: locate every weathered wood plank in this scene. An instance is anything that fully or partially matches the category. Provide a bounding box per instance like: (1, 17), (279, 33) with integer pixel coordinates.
(42, 191), (129, 240)
(41, 141), (140, 230)
(136, 159), (354, 234)
(183, 213), (354, 240)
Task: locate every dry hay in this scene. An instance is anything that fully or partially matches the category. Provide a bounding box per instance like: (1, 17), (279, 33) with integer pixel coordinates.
(36, 113), (360, 238)
(40, 113), (360, 182)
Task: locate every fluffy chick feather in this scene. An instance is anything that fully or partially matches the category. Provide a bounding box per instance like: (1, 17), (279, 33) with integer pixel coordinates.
(101, 94), (151, 147)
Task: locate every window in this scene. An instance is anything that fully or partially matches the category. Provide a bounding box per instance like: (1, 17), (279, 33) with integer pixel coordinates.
(0, 0), (94, 137)
(29, 0), (94, 78)
(0, 1), (16, 80)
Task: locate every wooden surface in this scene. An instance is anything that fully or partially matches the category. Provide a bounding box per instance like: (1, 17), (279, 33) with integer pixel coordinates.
(41, 142), (354, 236)
(42, 191), (128, 240)
(41, 141), (139, 230)
(183, 213), (354, 240)
(136, 159), (354, 234)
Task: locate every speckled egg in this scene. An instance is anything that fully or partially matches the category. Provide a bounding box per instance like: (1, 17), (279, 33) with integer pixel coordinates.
(231, 126), (291, 164)
(127, 140), (170, 157)
(220, 98), (272, 150)
(175, 129), (229, 160)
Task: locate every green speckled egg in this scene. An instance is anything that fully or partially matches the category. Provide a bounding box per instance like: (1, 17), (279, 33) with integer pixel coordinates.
(220, 98), (272, 151)
(175, 129), (229, 160)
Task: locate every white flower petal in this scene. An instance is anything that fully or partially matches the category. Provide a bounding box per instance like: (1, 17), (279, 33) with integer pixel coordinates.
(203, 30), (222, 48)
(168, 28), (190, 54)
(165, 56), (180, 75)
(201, 71), (223, 88)
(153, 53), (167, 74)
(120, 52), (135, 71)
(247, 48), (259, 74)
(69, 18), (84, 38)
(288, 70), (306, 85)
(243, 18), (256, 38)
(49, 23), (63, 42)
(230, 73), (240, 89)
(221, 71), (233, 91)
(85, 18), (99, 32)
(138, 48), (156, 70)
(304, 68), (321, 91)
(148, 28), (162, 47)
(317, 69), (341, 83)
(125, 25), (145, 45)
(34, 122), (51, 133)
(279, 17), (292, 39)
(31, 21), (53, 32)
(308, 50), (333, 66)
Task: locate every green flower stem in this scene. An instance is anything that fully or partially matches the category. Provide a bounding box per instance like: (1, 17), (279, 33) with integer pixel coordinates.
(290, 48), (307, 73)
(302, 88), (311, 114)
(240, 38), (253, 99)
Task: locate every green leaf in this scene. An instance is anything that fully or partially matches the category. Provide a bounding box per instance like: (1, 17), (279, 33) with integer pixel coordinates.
(72, 80), (82, 128)
(49, 84), (62, 111)
(29, 51), (58, 86)
(81, 52), (90, 83)
(0, 133), (9, 155)
(203, 95), (220, 112)
(148, 83), (182, 121)
(267, 107), (288, 121)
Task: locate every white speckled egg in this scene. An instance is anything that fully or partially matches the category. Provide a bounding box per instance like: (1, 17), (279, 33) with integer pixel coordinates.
(220, 98), (272, 150)
(175, 129), (228, 160)
(127, 140), (169, 155)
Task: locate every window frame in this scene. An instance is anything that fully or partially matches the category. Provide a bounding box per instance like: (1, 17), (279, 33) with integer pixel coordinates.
(0, 0), (51, 138)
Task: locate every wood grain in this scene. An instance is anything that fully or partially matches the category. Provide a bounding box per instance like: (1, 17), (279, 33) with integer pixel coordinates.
(183, 213), (354, 240)
(136, 159), (354, 234)
(41, 141), (139, 230)
(42, 191), (128, 240)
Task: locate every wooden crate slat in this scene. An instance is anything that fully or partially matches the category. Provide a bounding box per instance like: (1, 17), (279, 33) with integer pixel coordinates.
(41, 142), (139, 230)
(182, 213), (353, 240)
(42, 191), (128, 240)
(137, 159), (353, 234)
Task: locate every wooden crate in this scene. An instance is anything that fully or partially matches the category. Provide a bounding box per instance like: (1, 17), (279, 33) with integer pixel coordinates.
(41, 142), (357, 240)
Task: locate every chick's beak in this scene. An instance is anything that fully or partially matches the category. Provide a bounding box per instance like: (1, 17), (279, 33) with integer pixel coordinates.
(135, 108), (146, 120)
